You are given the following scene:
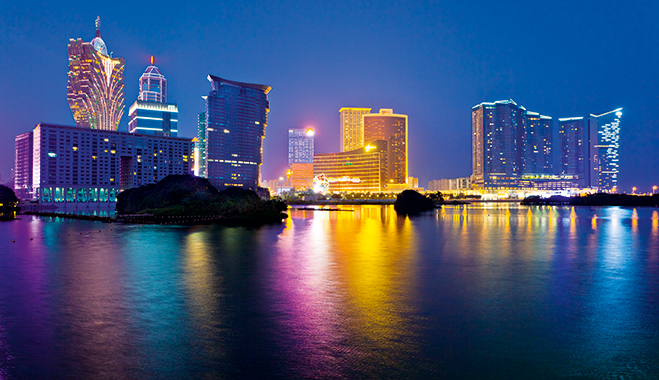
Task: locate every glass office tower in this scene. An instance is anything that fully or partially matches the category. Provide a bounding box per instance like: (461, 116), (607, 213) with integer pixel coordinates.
(288, 129), (315, 165)
(67, 17), (125, 131)
(204, 75), (271, 190)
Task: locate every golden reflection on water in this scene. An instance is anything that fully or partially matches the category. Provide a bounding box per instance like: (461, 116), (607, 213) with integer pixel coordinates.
(288, 206), (418, 354)
(183, 230), (224, 359)
(336, 207), (416, 349)
(653, 211), (659, 233)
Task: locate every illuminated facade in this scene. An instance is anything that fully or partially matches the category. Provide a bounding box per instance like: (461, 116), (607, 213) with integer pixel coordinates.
(589, 108), (622, 191)
(128, 61), (178, 136)
(558, 117), (588, 187)
(138, 58), (167, 103)
(521, 112), (553, 175)
(14, 132), (33, 199)
(339, 107), (371, 152)
(291, 163), (314, 190)
(363, 109), (408, 184)
(128, 101), (178, 137)
(471, 100), (523, 188)
(204, 74), (271, 190)
(28, 123), (193, 204)
(288, 129), (314, 165)
(313, 141), (387, 192)
(67, 17), (125, 131)
(196, 112), (207, 176)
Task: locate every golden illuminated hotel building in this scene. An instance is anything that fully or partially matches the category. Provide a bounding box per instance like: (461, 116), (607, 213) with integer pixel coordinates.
(313, 141), (387, 192)
(363, 109), (408, 184)
(67, 17), (125, 131)
(339, 107), (371, 152)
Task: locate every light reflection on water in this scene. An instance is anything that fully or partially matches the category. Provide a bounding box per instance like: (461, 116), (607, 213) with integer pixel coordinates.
(0, 205), (658, 379)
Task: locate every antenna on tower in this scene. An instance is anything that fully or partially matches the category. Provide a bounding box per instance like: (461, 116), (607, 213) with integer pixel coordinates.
(95, 16), (101, 37)
(151, 56), (154, 65)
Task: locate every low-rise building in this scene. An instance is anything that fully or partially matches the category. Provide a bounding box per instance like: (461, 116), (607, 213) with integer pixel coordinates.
(22, 123), (193, 204)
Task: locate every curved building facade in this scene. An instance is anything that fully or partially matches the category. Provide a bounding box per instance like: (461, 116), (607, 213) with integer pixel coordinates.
(67, 17), (125, 131)
(204, 74), (271, 190)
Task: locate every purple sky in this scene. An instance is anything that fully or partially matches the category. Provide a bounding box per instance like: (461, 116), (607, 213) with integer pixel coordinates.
(1, 0), (658, 191)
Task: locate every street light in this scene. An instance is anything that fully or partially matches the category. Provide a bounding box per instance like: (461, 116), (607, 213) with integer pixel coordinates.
(632, 187), (637, 194)
(653, 186), (657, 194)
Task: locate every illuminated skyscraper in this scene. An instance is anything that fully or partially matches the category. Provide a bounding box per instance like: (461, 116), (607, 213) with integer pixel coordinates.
(204, 75), (271, 190)
(14, 132), (33, 200)
(339, 107), (371, 152)
(67, 17), (125, 131)
(363, 109), (408, 185)
(196, 112), (207, 177)
(128, 59), (178, 137)
(288, 129), (315, 165)
(558, 117), (588, 187)
(589, 108), (622, 191)
(138, 57), (167, 103)
(472, 100), (524, 188)
(521, 112), (553, 175)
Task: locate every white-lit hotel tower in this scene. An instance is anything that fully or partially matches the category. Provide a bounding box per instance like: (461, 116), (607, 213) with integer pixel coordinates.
(128, 57), (179, 137)
(67, 17), (125, 131)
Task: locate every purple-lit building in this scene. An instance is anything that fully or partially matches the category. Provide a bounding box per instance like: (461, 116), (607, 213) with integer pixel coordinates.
(14, 132), (33, 200)
(21, 123), (192, 204)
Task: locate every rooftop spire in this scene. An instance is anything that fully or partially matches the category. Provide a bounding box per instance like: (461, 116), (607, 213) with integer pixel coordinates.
(95, 16), (101, 37)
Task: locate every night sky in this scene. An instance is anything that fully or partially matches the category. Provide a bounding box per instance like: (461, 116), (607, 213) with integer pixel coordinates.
(1, 0), (657, 191)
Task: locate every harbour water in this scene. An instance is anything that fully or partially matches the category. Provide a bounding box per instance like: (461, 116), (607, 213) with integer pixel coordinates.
(0, 204), (658, 379)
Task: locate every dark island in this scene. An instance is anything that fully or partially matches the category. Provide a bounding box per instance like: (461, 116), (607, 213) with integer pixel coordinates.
(116, 175), (288, 225)
(522, 193), (659, 207)
(394, 189), (438, 215)
(0, 185), (20, 221)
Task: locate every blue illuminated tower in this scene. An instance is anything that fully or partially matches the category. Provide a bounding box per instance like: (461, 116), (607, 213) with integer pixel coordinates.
(589, 108), (622, 191)
(204, 75), (271, 190)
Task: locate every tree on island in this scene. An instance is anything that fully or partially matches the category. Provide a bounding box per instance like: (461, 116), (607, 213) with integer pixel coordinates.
(0, 185), (19, 209)
(116, 175), (288, 223)
(394, 189), (437, 215)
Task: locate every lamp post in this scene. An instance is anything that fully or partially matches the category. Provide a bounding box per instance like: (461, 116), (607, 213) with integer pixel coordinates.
(653, 186), (657, 194)
(632, 187), (637, 194)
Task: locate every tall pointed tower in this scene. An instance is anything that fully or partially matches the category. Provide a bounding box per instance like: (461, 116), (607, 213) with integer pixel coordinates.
(67, 17), (125, 131)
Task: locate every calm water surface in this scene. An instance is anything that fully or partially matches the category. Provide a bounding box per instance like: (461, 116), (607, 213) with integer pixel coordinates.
(1, 204), (658, 379)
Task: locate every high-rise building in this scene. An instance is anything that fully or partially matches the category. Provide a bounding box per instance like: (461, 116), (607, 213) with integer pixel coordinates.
(67, 17), (125, 131)
(339, 107), (371, 152)
(128, 102), (178, 137)
(128, 60), (178, 137)
(196, 112), (207, 177)
(472, 100), (523, 188)
(288, 128), (314, 165)
(14, 132), (33, 199)
(558, 117), (588, 187)
(138, 57), (167, 103)
(204, 74), (271, 190)
(363, 109), (408, 185)
(589, 108), (622, 191)
(521, 112), (553, 175)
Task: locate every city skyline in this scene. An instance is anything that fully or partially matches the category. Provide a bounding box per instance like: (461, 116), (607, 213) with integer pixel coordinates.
(1, 1), (657, 191)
